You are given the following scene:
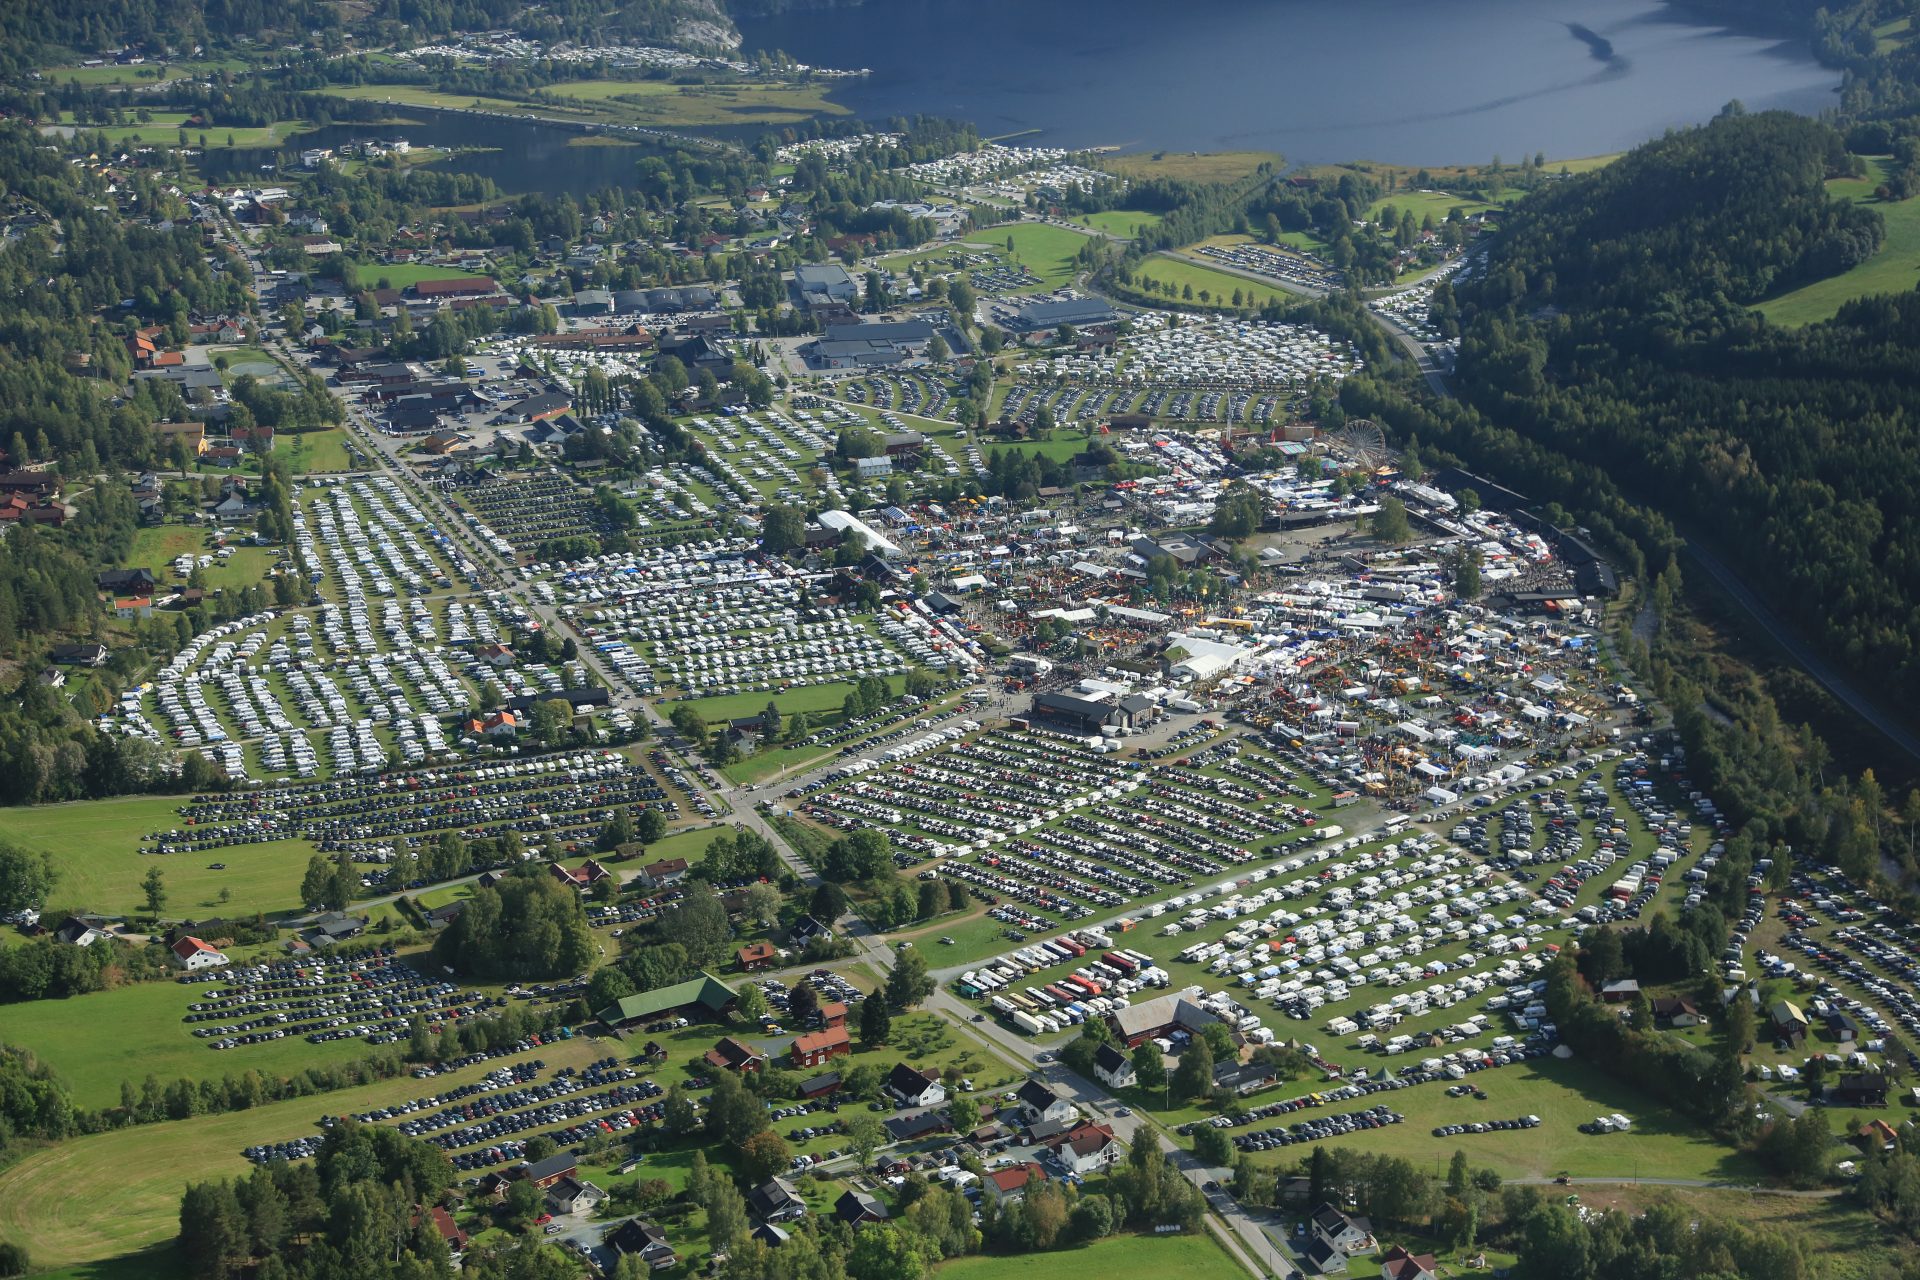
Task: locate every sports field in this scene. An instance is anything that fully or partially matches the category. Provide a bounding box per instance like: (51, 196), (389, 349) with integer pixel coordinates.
(1134, 254), (1299, 309)
(349, 260), (482, 289)
(965, 222), (1100, 289)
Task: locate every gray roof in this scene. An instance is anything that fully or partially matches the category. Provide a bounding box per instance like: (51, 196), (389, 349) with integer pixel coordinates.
(1009, 296), (1118, 331)
(795, 263), (854, 288)
(824, 320), (935, 344)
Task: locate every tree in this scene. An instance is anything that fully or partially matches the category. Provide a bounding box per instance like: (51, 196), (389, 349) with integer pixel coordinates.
(1192, 1122), (1233, 1167)
(860, 993), (893, 1047)
(654, 883), (733, 968)
(742, 882), (783, 928)
(847, 1110), (888, 1170)
(524, 1135), (558, 1164)
(1453, 547), (1482, 599)
(810, 881), (848, 922)
(739, 1130), (790, 1183)
(1372, 496), (1413, 543)
(586, 966), (634, 1015)
(597, 808), (634, 852)
(503, 1177), (544, 1231)
(886, 948), (934, 1009)
(761, 503), (806, 556)
(0, 842), (54, 916)
(1172, 1036), (1214, 1101)
(735, 982), (768, 1022)
(142, 866), (167, 919)
(949, 1093), (981, 1134)
(636, 808), (668, 846)
(1131, 1043), (1168, 1093)
(663, 1084), (699, 1136)
(704, 1068), (766, 1146)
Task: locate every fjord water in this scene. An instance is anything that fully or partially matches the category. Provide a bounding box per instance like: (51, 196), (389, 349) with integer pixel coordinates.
(738, 0), (1838, 164)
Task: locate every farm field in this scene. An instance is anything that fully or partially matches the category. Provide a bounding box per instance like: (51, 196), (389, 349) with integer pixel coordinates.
(937, 1232), (1247, 1280)
(7, 793), (317, 920)
(0, 1036), (606, 1274)
(1758, 159), (1920, 325)
(1136, 253), (1300, 309)
(1098, 151), (1283, 184)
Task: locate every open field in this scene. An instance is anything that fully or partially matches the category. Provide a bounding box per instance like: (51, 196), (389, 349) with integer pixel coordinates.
(280, 427), (356, 474)
(1098, 151), (1283, 185)
(937, 1232), (1247, 1280)
(8, 792), (316, 921)
(0, 1036), (606, 1273)
(1548, 1184), (1900, 1280)
(537, 78), (848, 127)
(0, 973), (427, 1112)
(319, 84), (585, 118)
(1758, 159), (1920, 326)
(44, 59), (248, 87)
(1075, 209), (1166, 237)
(964, 222), (1099, 289)
(1366, 189), (1495, 223)
(677, 676), (904, 727)
(1135, 253), (1300, 309)
(51, 111), (303, 148)
(349, 260), (482, 288)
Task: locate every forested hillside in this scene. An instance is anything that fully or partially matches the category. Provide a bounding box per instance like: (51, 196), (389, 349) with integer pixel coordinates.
(1443, 111), (1920, 715)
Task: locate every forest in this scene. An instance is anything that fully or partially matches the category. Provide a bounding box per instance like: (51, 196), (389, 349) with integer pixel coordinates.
(1443, 110), (1920, 718)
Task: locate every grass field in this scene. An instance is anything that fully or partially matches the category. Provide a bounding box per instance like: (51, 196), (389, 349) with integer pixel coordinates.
(1098, 151), (1283, 185)
(1758, 158), (1920, 326)
(1366, 189), (1494, 223)
(0, 1036), (606, 1273)
(937, 1232), (1246, 1280)
(45, 59), (248, 87)
(538, 78), (848, 127)
(677, 677), (904, 727)
(280, 428), (356, 474)
(1074, 210), (1166, 237)
(8, 793), (317, 922)
(350, 260), (481, 289)
(1135, 254), (1299, 309)
(0, 973), (429, 1112)
(964, 222), (1099, 289)
(53, 111), (303, 148)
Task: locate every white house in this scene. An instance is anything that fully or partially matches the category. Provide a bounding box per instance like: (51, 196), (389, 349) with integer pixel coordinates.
(171, 935), (231, 971)
(887, 1063), (947, 1109)
(1015, 1078), (1077, 1127)
(1093, 1042), (1136, 1090)
(1059, 1128), (1122, 1175)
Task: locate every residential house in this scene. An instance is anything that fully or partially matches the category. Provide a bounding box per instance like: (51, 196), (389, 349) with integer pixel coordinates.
(1770, 999), (1810, 1047)
(514, 1153), (578, 1190)
(51, 916), (110, 947)
(412, 1205), (468, 1255)
(790, 1026), (851, 1069)
(982, 1162), (1048, 1204)
(790, 914), (833, 945)
(544, 1177), (604, 1215)
(1834, 1073), (1890, 1107)
(1057, 1126), (1122, 1175)
(747, 1176), (807, 1222)
(738, 941), (780, 972)
(1311, 1203), (1376, 1255)
(1014, 1078), (1076, 1127)
(465, 710), (518, 737)
(887, 1063), (947, 1109)
(1600, 979), (1641, 1004)
(170, 935), (230, 971)
(885, 1109), (951, 1143)
(607, 1219), (677, 1270)
(1093, 1042), (1137, 1090)
(1651, 996), (1702, 1028)
(49, 643), (109, 667)
(835, 1190), (889, 1225)
(1380, 1246), (1439, 1280)
(704, 1036), (767, 1074)
(641, 858), (690, 890)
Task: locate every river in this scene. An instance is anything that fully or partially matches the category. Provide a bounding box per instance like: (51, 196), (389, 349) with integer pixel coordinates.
(736, 0), (1839, 164)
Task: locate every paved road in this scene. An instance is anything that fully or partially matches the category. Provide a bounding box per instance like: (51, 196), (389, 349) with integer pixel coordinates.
(1679, 531), (1920, 764)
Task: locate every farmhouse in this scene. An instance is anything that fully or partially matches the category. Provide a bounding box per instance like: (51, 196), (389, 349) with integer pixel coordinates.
(703, 1036), (767, 1074)
(1380, 1245), (1439, 1280)
(747, 1176), (807, 1221)
(1093, 1041), (1137, 1089)
(169, 935), (230, 971)
(835, 1189), (889, 1225)
(982, 1161), (1049, 1204)
(790, 1026), (851, 1069)
(738, 941), (780, 972)
(1014, 1078), (1077, 1127)
(886, 1062), (947, 1108)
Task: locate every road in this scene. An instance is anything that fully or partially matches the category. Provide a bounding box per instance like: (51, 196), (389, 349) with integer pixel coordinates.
(1679, 531), (1920, 764)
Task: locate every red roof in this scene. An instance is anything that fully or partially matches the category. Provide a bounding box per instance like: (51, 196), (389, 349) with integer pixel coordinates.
(171, 935), (219, 959)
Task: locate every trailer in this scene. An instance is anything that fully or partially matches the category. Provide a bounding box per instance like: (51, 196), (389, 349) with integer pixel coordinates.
(1011, 1010), (1046, 1035)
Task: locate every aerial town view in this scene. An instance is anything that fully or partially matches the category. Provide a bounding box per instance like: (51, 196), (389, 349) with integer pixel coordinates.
(6, 2), (1920, 1280)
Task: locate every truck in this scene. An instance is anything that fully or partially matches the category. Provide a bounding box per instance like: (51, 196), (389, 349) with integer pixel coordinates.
(1010, 1010), (1046, 1035)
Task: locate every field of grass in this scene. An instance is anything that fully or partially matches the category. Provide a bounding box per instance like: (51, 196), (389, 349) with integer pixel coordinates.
(964, 222), (1099, 289)
(937, 1231), (1246, 1280)
(8, 793), (317, 922)
(44, 59), (248, 87)
(1, 972), (435, 1112)
(54, 111), (303, 148)
(280, 428), (356, 474)
(321, 83), (585, 117)
(1135, 253), (1299, 309)
(1098, 151), (1283, 185)
(1365, 189), (1494, 223)
(677, 677), (904, 727)
(538, 78), (848, 127)
(349, 260), (481, 289)
(1074, 210), (1166, 237)
(0, 1036), (606, 1274)
(1759, 159), (1920, 326)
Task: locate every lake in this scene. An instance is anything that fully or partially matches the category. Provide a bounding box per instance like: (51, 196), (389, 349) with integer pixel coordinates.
(737, 0), (1839, 164)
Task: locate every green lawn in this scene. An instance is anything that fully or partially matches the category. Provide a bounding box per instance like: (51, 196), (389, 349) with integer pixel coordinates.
(54, 111), (304, 148)
(1074, 210), (1166, 238)
(1135, 254), (1299, 309)
(937, 1232), (1246, 1280)
(0, 974), (433, 1112)
(44, 59), (248, 87)
(1097, 151), (1284, 185)
(965, 222), (1100, 289)
(1366, 190), (1494, 224)
(7, 793), (318, 921)
(675, 676), (908, 727)
(319, 83), (582, 118)
(0, 1036), (607, 1273)
(537, 78), (848, 127)
(280, 428), (355, 474)
(1759, 159), (1920, 326)
(349, 260), (481, 289)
